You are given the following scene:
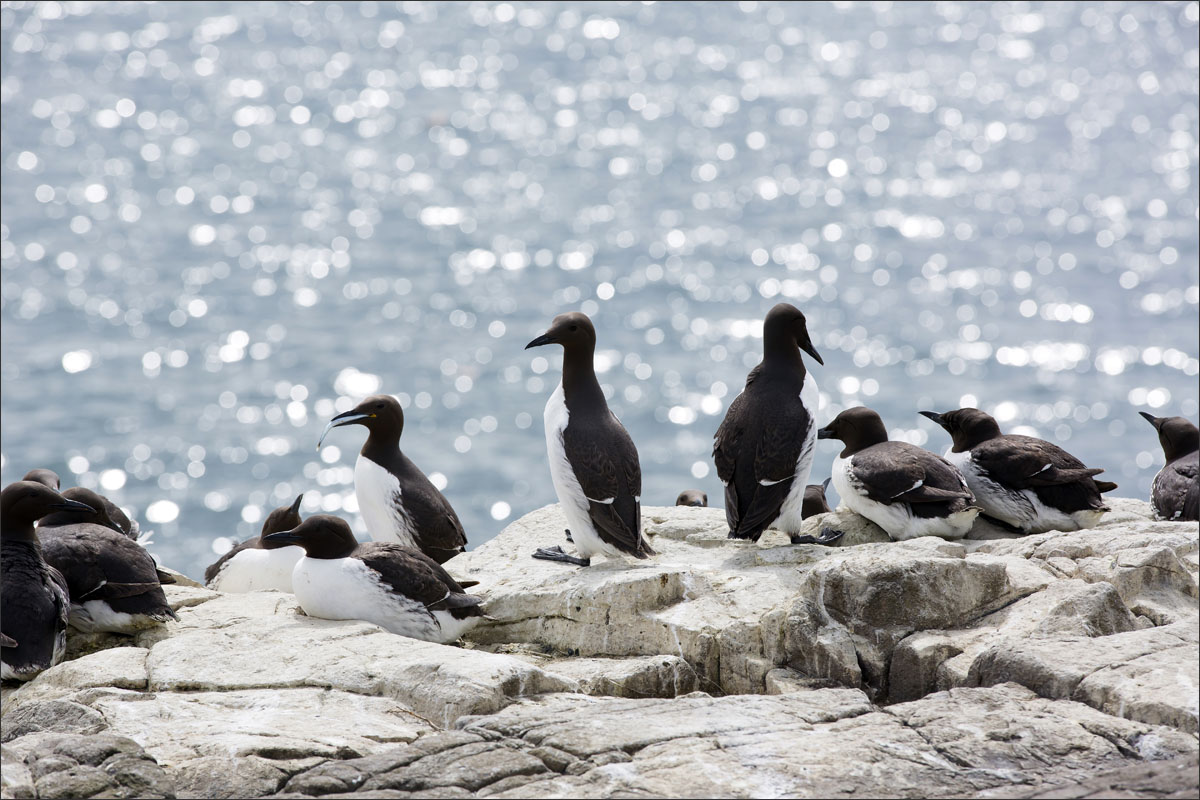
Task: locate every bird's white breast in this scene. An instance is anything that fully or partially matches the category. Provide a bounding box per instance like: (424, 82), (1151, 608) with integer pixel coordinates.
(209, 546), (303, 593)
(355, 454), (417, 548)
(771, 372), (820, 533)
(832, 454), (977, 541)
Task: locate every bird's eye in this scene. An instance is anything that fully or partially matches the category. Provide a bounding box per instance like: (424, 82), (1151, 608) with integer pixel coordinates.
(569, 324), (578, 332)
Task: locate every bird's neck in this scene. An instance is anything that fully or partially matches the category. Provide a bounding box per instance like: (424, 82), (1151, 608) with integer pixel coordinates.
(561, 350), (606, 412)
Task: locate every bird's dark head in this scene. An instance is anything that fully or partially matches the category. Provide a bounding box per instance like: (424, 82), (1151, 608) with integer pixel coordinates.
(675, 490), (708, 507)
(1140, 412), (1199, 462)
(801, 478), (833, 519)
(260, 494), (305, 539)
(22, 468), (61, 490)
(817, 406), (889, 456)
(318, 394), (404, 449)
(262, 514), (358, 558)
(525, 311), (597, 354)
(763, 303), (823, 366)
(920, 407), (1002, 452)
(2, 480), (95, 541)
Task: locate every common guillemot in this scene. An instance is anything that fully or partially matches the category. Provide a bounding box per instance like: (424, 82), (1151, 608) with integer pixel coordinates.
(675, 490), (708, 507)
(801, 478), (833, 519)
(525, 311), (654, 567)
(204, 494), (305, 592)
(921, 408), (1116, 533)
(37, 487), (178, 633)
(1, 481), (91, 681)
(24, 468), (141, 541)
(319, 395), (467, 565)
(713, 303), (823, 542)
(1139, 412), (1198, 522)
(819, 407), (980, 541)
(265, 515), (484, 643)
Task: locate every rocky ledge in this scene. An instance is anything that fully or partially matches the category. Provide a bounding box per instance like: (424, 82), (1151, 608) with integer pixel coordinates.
(2, 499), (1196, 799)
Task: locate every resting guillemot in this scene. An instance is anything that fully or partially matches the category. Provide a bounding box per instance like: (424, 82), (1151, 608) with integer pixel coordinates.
(675, 490), (708, 507)
(2, 481), (91, 681)
(1139, 412), (1199, 522)
(38, 487), (177, 633)
(819, 407), (980, 541)
(319, 394), (467, 565)
(801, 478), (833, 519)
(265, 515), (484, 643)
(204, 494), (305, 592)
(525, 311), (654, 566)
(713, 303), (823, 542)
(922, 408), (1116, 533)
(25, 469), (142, 542)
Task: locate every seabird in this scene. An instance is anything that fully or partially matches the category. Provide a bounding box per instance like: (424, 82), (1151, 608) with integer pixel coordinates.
(818, 407), (980, 541)
(318, 394), (467, 564)
(204, 494), (305, 592)
(922, 407), (1116, 533)
(713, 303), (824, 542)
(675, 490), (708, 507)
(1, 481), (91, 681)
(24, 469), (142, 541)
(1139, 412), (1198, 522)
(264, 515), (484, 644)
(37, 488), (177, 633)
(801, 478), (833, 519)
(525, 311), (654, 566)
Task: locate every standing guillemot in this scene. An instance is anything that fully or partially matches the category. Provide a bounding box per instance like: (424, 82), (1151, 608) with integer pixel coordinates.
(1139, 412), (1199, 522)
(922, 408), (1116, 533)
(819, 407), (980, 541)
(2, 482), (91, 681)
(25, 469), (141, 541)
(318, 395), (467, 565)
(675, 490), (708, 507)
(204, 494), (305, 592)
(713, 303), (824, 542)
(801, 478), (833, 519)
(38, 491), (178, 633)
(525, 311), (654, 567)
(264, 515), (484, 643)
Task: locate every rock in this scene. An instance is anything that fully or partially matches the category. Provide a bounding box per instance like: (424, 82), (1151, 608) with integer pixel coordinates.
(541, 656), (697, 698)
(976, 752), (1200, 798)
(1, 732), (173, 799)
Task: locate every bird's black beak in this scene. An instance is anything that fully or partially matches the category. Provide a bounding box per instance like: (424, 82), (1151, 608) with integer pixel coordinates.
(919, 410), (945, 426)
(50, 499), (95, 514)
(821, 477), (831, 491)
(317, 410), (372, 449)
(1139, 411), (1161, 429)
(263, 530), (302, 546)
(525, 332), (555, 350)
(816, 425), (835, 440)
(288, 494), (304, 514)
(796, 330), (824, 366)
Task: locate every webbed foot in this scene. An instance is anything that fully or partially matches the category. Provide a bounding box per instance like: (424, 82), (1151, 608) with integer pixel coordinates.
(532, 545), (590, 567)
(789, 526), (846, 546)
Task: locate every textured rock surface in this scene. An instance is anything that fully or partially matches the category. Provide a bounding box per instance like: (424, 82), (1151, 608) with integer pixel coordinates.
(2, 500), (1196, 799)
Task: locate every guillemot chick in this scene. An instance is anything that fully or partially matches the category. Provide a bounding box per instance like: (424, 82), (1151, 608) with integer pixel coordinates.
(1139, 412), (1198, 522)
(675, 490), (708, 507)
(265, 515), (484, 643)
(319, 394), (467, 564)
(819, 407), (980, 541)
(204, 494), (305, 592)
(922, 407), (1116, 533)
(38, 488), (177, 633)
(713, 303), (823, 542)
(525, 311), (654, 567)
(2, 481), (91, 681)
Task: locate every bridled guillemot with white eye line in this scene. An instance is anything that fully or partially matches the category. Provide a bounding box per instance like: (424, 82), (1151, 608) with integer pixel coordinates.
(37, 487), (178, 633)
(819, 407), (980, 541)
(922, 407), (1116, 533)
(319, 394), (467, 565)
(526, 311), (654, 567)
(2, 481), (91, 681)
(265, 515), (484, 644)
(1139, 412), (1198, 522)
(713, 303), (823, 542)
(205, 494), (306, 592)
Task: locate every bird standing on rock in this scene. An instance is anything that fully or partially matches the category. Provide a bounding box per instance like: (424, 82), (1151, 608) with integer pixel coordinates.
(526, 311), (654, 567)
(2, 481), (91, 681)
(1139, 412), (1198, 522)
(922, 407), (1116, 533)
(713, 303), (824, 542)
(265, 515), (484, 643)
(205, 494), (306, 592)
(319, 394), (467, 564)
(819, 407), (980, 541)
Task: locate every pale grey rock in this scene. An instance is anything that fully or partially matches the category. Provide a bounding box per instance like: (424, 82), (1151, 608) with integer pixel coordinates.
(1, 732), (173, 799)
(541, 655), (697, 698)
(8, 646), (148, 705)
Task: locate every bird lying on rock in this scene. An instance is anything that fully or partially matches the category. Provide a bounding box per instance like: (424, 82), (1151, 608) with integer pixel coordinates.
(25, 469), (144, 542)
(1139, 412), (1198, 522)
(2, 481), (91, 681)
(205, 494), (306, 592)
(922, 407), (1116, 533)
(265, 515), (484, 644)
